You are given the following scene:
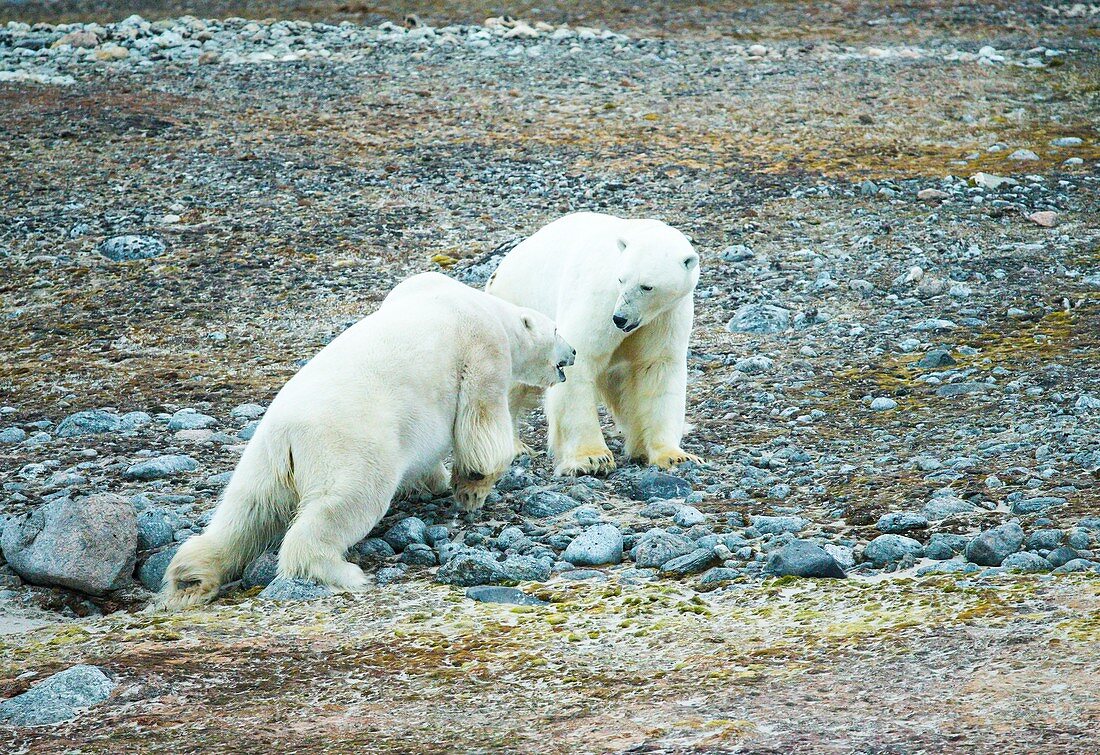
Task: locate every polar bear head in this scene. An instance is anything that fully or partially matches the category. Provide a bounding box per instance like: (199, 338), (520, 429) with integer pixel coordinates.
(611, 222), (699, 333)
(509, 307), (576, 388)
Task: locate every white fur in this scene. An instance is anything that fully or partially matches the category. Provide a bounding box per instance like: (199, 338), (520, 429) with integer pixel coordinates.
(154, 273), (568, 611)
(487, 212), (701, 476)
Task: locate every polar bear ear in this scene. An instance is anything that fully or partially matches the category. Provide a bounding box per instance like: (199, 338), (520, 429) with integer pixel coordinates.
(683, 255), (698, 269)
(616, 238), (628, 253)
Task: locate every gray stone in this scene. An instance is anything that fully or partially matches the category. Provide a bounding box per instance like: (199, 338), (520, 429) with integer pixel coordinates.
(435, 550), (504, 586)
(383, 517), (427, 551)
(764, 540), (846, 578)
(1027, 529), (1063, 551)
(167, 409), (217, 431)
(119, 411), (152, 430)
(375, 565), (407, 585)
(258, 577), (332, 601)
(916, 559), (981, 576)
(500, 555), (551, 582)
(633, 531), (696, 568)
(751, 515), (807, 535)
(242, 551), (279, 588)
(560, 569), (609, 581)
(0, 427), (26, 444)
(734, 355), (774, 374)
(727, 303), (791, 334)
(137, 545), (179, 591)
(230, 403), (265, 420)
(496, 464), (538, 492)
(354, 537), (395, 562)
(1010, 497), (1066, 515)
(399, 543), (438, 566)
(56, 410), (121, 437)
(237, 421), (260, 441)
(1052, 559), (1099, 574)
(659, 548), (717, 576)
(99, 234), (166, 261)
(1067, 529), (1091, 550)
(698, 567), (742, 585)
(1046, 547), (1079, 568)
(1001, 552), (1051, 573)
(466, 586), (547, 606)
(521, 490), (580, 518)
(123, 455), (199, 480)
(0, 665), (116, 726)
(627, 469), (692, 501)
(863, 534), (924, 566)
(917, 348), (956, 369)
(925, 533), (969, 560)
(965, 522), (1024, 566)
(876, 512), (929, 534)
(2, 494), (136, 595)
(562, 523), (623, 566)
(935, 382), (987, 398)
(922, 496), (976, 520)
(673, 506), (706, 527)
(136, 508), (175, 551)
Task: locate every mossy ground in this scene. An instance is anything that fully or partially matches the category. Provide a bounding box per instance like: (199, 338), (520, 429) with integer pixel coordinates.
(2, 575), (1097, 752)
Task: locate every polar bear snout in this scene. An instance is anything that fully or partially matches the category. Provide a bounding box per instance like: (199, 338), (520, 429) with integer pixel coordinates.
(554, 336), (576, 382)
(612, 311), (640, 333)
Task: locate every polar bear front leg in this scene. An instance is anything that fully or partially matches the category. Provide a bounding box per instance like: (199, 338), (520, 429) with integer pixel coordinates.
(452, 364), (515, 514)
(617, 357), (702, 469)
(546, 367), (615, 476)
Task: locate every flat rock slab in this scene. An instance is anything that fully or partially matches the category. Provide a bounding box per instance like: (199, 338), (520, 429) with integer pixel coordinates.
(466, 586), (547, 606)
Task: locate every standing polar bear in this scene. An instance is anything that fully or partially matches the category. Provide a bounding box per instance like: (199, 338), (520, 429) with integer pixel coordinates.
(155, 273), (573, 611)
(487, 212), (702, 476)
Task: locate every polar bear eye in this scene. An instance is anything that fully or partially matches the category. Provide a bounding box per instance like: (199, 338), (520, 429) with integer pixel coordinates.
(640, 285), (653, 292)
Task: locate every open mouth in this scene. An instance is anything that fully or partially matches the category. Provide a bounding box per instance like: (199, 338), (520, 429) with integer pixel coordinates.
(556, 365), (568, 382)
(618, 322), (639, 333)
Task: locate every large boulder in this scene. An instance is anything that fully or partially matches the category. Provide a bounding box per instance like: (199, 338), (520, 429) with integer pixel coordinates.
(0, 665), (116, 726)
(2, 495), (137, 595)
(965, 522), (1024, 566)
(633, 531), (696, 568)
(765, 540), (846, 578)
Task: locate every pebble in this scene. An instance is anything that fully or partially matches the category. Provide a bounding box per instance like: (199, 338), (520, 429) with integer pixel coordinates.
(1026, 211), (1057, 227)
(870, 397), (897, 411)
(659, 547), (717, 576)
(0, 665), (116, 726)
(136, 508), (176, 551)
(137, 545), (179, 591)
(55, 410), (121, 437)
(1000, 552), (1051, 573)
(0, 427), (27, 444)
(435, 550), (504, 586)
(167, 409), (217, 431)
(750, 515), (807, 535)
(242, 551), (279, 588)
(1008, 149), (1039, 161)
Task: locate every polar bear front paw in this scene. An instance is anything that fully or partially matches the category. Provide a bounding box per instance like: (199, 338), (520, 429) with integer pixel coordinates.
(555, 449), (616, 477)
(650, 448), (704, 470)
(453, 472), (495, 513)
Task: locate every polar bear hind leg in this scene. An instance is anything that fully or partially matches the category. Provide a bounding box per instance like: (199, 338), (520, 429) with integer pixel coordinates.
(278, 462), (399, 590)
(508, 383), (542, 456)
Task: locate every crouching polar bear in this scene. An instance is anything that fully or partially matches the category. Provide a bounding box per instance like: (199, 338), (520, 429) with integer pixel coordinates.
(155, 273), (573, 610)
(488, 212), (701, 476)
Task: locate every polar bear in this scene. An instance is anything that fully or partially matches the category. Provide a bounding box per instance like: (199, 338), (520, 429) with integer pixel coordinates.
(155, 273), (573, 611)
(487, 212), (701, 476)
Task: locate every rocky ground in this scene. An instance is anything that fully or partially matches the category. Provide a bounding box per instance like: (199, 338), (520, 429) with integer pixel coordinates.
(1, 1), (1099, 752)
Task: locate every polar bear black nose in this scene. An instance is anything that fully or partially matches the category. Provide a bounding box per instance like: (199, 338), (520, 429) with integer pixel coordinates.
(612, 314), (628, 329)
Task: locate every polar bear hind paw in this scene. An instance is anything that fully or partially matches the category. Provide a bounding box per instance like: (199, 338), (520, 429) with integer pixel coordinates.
(555, 449), (616, 477)
(650, 448), (704, 470)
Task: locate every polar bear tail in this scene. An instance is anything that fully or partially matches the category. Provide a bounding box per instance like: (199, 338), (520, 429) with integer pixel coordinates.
(152, 431), (297, 612)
